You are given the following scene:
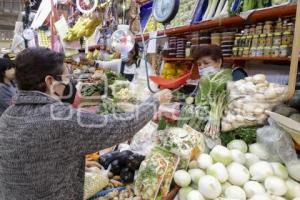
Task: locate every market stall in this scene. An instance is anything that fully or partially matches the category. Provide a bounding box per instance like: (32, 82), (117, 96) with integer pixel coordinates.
(4, 0), (300, 199)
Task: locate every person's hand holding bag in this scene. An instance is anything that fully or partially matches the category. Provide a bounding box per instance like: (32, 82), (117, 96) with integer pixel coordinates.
(153, 89), (173, 104)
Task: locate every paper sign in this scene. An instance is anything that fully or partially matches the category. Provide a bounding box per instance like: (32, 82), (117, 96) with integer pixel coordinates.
(54, 17), (79, 57)
(147, 31), (157, 54)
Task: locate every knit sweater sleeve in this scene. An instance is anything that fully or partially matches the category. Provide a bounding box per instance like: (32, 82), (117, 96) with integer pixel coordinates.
(66, 97), (159, 155)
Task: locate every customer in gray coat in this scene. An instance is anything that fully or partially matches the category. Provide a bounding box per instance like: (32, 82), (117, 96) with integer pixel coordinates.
(0, 48), (172, 200)
(0, 58), (17, 116)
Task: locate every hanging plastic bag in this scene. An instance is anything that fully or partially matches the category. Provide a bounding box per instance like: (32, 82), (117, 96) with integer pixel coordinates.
(257, 118), (298, 164)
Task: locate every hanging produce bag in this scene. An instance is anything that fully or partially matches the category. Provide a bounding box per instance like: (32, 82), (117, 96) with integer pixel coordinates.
(222, 74), (289, 132)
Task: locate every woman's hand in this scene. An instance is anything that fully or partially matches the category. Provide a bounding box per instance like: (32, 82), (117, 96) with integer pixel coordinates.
(153, 89), (173, 104)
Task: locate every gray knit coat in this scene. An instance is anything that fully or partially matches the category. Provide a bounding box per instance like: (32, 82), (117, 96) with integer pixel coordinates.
(0, 91), (159, 200)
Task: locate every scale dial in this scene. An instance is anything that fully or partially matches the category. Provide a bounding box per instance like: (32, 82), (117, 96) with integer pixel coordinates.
(153, 0), (179, 24)
(23, 28), (35, 40)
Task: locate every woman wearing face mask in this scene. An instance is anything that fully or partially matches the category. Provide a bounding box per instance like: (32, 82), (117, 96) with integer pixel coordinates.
(0, 58), (17, 116)
(0, 48), (172, 200)
(92, 43), (154, 82)
(193, 44), (248, 80)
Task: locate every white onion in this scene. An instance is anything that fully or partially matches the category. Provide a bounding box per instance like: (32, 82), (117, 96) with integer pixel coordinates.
(198, 175), (222, 199)
(249, 143), (270, 160)
(245, 153), (260, 168)
(227, 162), (250, 186)
(174, 170), (191, 187)
(270, 162), (289, 180)
(188, 169), (205, 185)
(264, 176), (287, 196)
(207, 162), (228, 183)
(179, 187), (193, 200)
(243, 181), (266, 198)
(224, 185), (246, 200)
(188, 161), (199, 169)
(227, 140), (248, 153)
(249, 194), (271, 200)
(210, 145), (233, 166)
(186, 190), (205, 200)
(287, 160), (300, 181)
(197, 153), (213, 170)
(222, 182), (232, 194)
(230, 149), (246, 165)
(250, 161), (274, 182)
(270, 196), (286, 200)
(285, 179), (300, 199)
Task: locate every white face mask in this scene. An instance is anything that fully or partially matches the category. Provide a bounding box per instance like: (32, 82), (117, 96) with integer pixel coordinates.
(199, 66), (219, 76)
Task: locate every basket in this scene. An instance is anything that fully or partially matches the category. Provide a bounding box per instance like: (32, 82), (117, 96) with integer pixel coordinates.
(149, 73), (192, 89)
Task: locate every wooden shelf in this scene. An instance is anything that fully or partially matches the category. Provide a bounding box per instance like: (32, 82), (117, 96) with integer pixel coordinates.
(163, 56), (299, 62)
(136, 4), (297, 41)
(224, 56), (292, 62)
(163, 57), (193, 62)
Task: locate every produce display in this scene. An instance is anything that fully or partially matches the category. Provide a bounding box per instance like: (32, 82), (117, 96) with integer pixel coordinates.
(193, 0), (291, 24)
(174, 140), (300, 200)
(222, 74), (288, 132)
(144, 16), (163, 33)
(160, 63), (190, 80)
(169, 0), (198, 28)
(64, 13), (102, 41)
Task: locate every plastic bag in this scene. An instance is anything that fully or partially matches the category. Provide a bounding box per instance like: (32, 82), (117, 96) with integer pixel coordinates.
(222, 78), (288, 132)
(130, 121), (158, 155)
(257, 118), (298, 164)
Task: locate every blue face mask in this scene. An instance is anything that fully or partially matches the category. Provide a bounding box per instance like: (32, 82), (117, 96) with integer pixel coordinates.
(199, 66), (219, 76)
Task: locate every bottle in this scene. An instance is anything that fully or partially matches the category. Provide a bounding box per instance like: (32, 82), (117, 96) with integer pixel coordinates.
(185, 41), (191, 57)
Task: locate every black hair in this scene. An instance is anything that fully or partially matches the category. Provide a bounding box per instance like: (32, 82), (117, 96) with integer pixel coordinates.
(15, 48), (65, 92)
(192, 44), (224, 63)
(0, 58), (15, 83)
(130, 43), (140, 62)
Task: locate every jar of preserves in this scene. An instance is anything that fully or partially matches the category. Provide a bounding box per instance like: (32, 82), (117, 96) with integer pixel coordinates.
(252, 34), (259, 48)
(282, 31), (293, 46)
(263, 21), (273, 34)
(244, 25), (250, 35)
(266, 33), (273, 47)
(272, 46), (280, 57)
(264, 46), (272, 57)
(259, 34), (267, 47)
(238, 48), (244, 56)
(275, 18), (283, 32)
(211, 33), (221, 46)
(257, 46), (264, 57)
(240, 36), (247, 47)
(287, 22), (295, 32)
(233, 47), (239, 56)
(256, 23), (264, 35)
(234, 34), (242, 47)
(245, 36), (253, 48)
(280, 45), (289, 57)
(251, 47), (257, 57)
(250, 25), (256, 35)
(243, 47), (250, 56)
(273, 32), (282, 46)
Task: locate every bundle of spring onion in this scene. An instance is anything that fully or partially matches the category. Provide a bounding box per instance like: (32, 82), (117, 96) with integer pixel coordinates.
(178, 69), (232, 139)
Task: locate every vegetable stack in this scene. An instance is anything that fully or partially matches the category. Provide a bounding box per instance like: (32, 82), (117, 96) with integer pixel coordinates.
(178, 69), (232, 139)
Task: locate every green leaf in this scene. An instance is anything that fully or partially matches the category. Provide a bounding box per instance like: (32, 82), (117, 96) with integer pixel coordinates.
(157, 118), (167, 131)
